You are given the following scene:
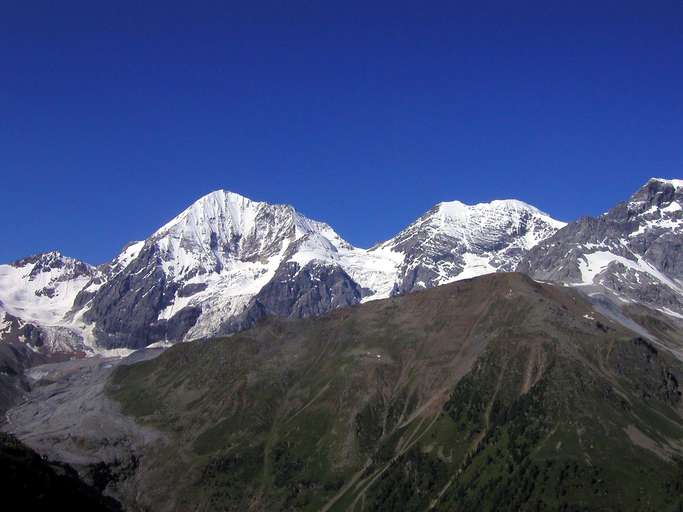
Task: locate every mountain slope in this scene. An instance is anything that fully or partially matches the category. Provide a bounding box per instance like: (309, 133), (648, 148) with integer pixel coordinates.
(519, 178), (683, 319)
(105, 273), (683, 511)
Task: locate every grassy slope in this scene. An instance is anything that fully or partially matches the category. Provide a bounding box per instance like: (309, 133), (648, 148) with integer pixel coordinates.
(108, 273), (683, 511)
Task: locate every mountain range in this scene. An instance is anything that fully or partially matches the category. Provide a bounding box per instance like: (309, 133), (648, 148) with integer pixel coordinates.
(1, 178), (681, 358)
(2, 178), (683, 511)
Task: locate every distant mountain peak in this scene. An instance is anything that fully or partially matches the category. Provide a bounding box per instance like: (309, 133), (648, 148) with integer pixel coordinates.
(153, 189), (263, 238)
(372, 197), (565, 294)
(437, 197), (547, 212)
(429, 198), (565, 242)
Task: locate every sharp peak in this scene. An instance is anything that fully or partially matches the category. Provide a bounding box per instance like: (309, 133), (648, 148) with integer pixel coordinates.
(152, 188), (331, 240)
(194, 189), (254, 203)
(190, 189), (297, 211)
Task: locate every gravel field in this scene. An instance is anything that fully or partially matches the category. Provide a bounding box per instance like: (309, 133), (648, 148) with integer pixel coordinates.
(2, 348), (166, 500)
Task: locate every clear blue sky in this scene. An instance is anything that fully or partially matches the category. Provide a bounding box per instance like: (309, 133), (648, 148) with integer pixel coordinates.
(2, 1), (681, 264)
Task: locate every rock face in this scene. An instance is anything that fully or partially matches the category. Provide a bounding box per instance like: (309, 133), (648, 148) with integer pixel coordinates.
(78, 243), (203, 349)
(251, 261), (363, 319)
(223, 260), (365, 334)
(519, 178), (683, 317)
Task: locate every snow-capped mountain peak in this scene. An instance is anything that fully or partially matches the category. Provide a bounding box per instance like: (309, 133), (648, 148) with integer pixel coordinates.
(3, 251), (97, 312)
(149, 190), (347, 277)
(153, 190), (260, 238)
(69, 190), (363, 348)
(371, 198), (565, 293)
(428, 198), (565, 249)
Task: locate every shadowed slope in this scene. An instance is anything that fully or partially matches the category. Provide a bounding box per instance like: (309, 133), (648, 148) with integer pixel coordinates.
(0, 432), (122, 511)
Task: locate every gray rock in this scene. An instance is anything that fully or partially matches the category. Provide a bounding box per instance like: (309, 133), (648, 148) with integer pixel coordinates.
(519, 178), (683, 315)
(222, 260), (363, 334)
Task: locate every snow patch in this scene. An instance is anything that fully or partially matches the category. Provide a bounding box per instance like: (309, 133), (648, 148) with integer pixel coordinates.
(111, 241), (145, 274)
(454, 253), (497, 281)
(578, 251), (683, 294)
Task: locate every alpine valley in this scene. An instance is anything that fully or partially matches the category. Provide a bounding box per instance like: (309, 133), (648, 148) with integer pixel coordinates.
(2, 178), (683, 511)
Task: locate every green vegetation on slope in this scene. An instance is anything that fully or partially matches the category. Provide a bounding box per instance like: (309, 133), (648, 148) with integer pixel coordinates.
(108, 273), (683, 511)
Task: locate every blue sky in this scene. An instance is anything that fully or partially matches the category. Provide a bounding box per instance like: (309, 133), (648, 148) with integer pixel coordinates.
(2, 1), (682, 263)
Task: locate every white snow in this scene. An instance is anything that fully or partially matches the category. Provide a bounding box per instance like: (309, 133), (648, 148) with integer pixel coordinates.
(0, 256), (92, 325)
(578, 251), (624, 285)
(157, 254), (283, 322)
(110, 240), (144, 274)
(287, 234), (403, 302)
(146, 340), (176, 349)
(661, 201), (682, 213)
(147, 191), (363, 339)
(577, 250), (683, 295)
(145, 191), (568, 338)
(659, 307), (683, 320)
(288, 233), (340, 268)
(453, 253), (497, 281)
(0, 253), (125, 354)
(343, 246), (403, 302)
(432, 199), (566, 249)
